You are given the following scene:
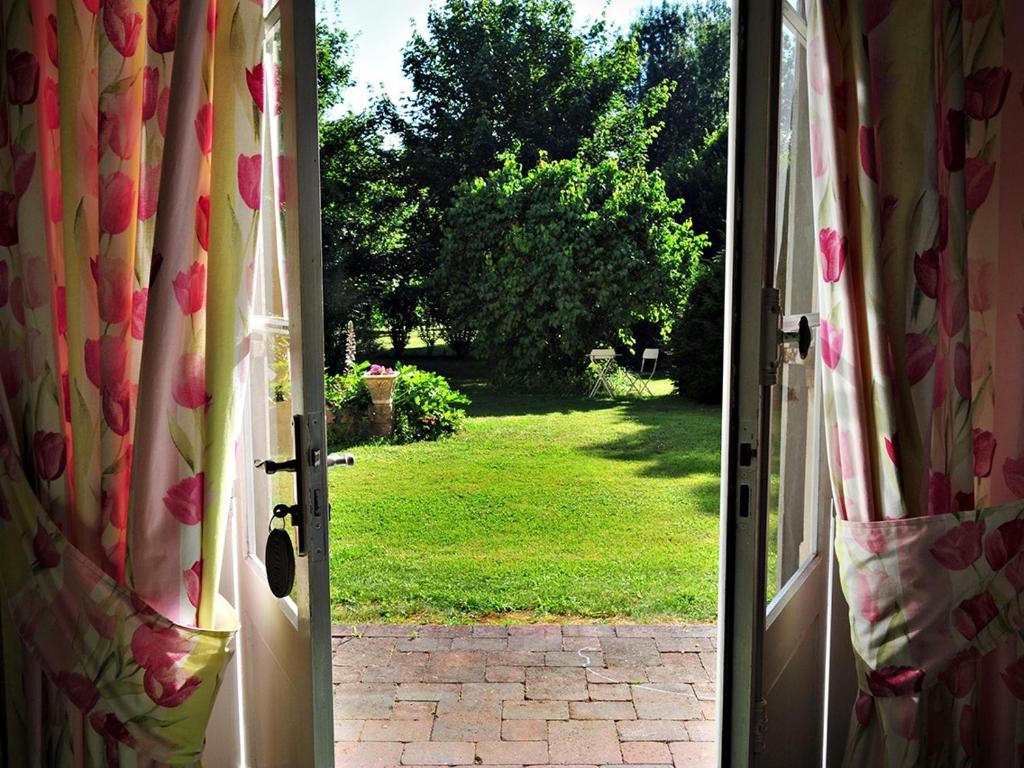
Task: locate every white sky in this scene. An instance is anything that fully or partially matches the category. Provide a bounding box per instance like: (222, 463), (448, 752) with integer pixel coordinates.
(317, 0), (667, 114)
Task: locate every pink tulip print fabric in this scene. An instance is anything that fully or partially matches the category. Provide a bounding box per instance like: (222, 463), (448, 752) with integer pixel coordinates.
(808, 0), (1024, 764)
(0, 0), (265, 762)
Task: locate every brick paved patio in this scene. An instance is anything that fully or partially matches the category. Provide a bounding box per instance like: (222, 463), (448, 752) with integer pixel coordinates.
(332, 624), (717, 767)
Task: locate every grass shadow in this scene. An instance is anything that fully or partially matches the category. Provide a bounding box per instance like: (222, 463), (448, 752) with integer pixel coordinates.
(581, 395), (723, 480)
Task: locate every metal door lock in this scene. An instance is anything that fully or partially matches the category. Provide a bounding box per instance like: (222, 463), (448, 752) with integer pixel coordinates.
(256, 419), (355, 598)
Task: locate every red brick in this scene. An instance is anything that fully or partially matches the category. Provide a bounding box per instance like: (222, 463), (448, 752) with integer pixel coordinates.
(569, 701), (636, 720)
(501, 718), (547, 741)
(475, 740), (548, 764)
(547, 720), (621, 765)
(334, 741), (403, 768)
(669, 741), (717, 767)
(485, 666), (525, 683)
(401, 741), (474, 766)
(360, 719), (432, 742)
(621, 741), (673, 764)
(588, 683), (632, 701)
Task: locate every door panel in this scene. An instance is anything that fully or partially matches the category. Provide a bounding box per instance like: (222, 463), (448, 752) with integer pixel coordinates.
(205, 0), (333, 764)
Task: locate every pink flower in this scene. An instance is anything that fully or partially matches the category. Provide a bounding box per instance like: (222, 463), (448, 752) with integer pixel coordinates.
(97, 256), (131, 323)
(953, 591), (998, 640)
(984, 519), (1024, 570)
(102, 381), (131, 436)
(56, 671), (99, 713)
(55, 285), (67, 335)
(854, 692), (873, 726)
(973, 429), (996, 478)
(100, 93), (140, 161)
(172, 352), (209, 409)
(33, 430), (66, 481)
(103, 0), (142, 57)
(0, 260), (6, 306)
(818, 228), (846, 282)
(194, 103), (212, 154)
(913, 250), (939, 298)
(172, 263), (206, 315)
(185, 559), (202, 607)
(1003, 656), (1024, 700)
(89, 712), (134, 747)
(163, 472), (204, 525)
(939, 266), (967, 337)
(130, 622), (190, 673)
(851, 524), (888, 555)
(132, 288), (148, 339)
(99, 172), (135, 235)
(147, 0), (179, 54)
(0, 191), (19, 246)
(142, 66), (160, 120)
(11, 144), (35, 200)
(46, 15), (58, 67)
(852, 569), (894, 622)
(84, 336), (128, 388)
(905, 332), (936, 385)
(866, 666), (924, 697)
(965, 67), (1011, 120)
(144, 666), (201, 708)
(884, 436), (899, 466)
(1004, 454), (1024, 497)
(32, 522), (60, 567)
(82, 0), (100, 13)
(138, 162), (160, 220)
(21, 255), (49, 310)
(930, 520), (985, 570)
(238, 154), (262, 210)
(940, 648), (979, 698)
(965, 157), (995, 212)
(819, 320), (843, 369)
(810, 122), (826, 177)
(859, 125), (877, 182)
(246, 64), (265, 112)
(7, 50), (39, 105)
(942, 109), (965, 172)
(928, 472), (951, 516)
(195, 195), (210, 251)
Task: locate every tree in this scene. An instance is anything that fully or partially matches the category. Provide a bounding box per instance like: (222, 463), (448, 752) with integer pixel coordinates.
(317, 25), (421, 365)
(436, 90), (707, 379)
(668, 252), (724, 403)
(631, 0), (730, 250)
(388, 0), (643, 335)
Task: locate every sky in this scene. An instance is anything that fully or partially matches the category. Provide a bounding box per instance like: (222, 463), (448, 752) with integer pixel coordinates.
(316, 0), (663, 115)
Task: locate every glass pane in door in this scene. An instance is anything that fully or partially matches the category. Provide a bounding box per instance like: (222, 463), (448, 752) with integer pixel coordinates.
(244, 21), (299, 575)
(765, 23), (823, 608)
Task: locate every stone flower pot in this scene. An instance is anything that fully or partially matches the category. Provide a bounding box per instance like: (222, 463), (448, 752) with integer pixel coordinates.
(363, 367), (399, 436)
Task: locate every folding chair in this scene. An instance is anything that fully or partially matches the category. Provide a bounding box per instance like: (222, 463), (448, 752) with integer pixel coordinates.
(588, 348), (617, 398)
(631, 348), (659, 397)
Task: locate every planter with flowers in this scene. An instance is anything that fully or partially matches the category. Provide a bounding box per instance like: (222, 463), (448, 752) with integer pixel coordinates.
(364, 364), (399, 436)
(325, 361), (470, 448)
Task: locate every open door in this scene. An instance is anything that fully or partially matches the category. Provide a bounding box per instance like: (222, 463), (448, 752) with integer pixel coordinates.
(206, 0), (335, 764)
(721, 2), (854, 766)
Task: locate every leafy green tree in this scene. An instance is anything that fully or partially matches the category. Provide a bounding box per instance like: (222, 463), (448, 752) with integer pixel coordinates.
(317, 25), (422, 364)
(668, 252), (724, 403)
(437, 90), (706, 379)
(631, 0), (730, 250)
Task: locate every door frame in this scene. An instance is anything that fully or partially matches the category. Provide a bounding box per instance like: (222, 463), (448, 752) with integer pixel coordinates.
(718, 1), (782, 766)
(282, 0), (335, 761)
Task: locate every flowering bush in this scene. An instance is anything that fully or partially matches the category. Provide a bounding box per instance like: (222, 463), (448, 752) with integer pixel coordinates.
(325, 362), (469, 447)
(366, 364), (396, 376)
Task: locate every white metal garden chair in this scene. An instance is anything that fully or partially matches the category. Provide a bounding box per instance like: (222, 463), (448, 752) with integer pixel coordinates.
(588, 348), (617, 398)
(630, 348), (660, 397)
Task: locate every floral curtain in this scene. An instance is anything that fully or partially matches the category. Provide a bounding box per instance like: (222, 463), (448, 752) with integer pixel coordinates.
(0, 0), (265, 763)
(808, 0), (1024, 765)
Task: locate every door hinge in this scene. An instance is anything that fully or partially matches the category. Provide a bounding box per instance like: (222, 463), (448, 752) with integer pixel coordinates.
(753, 697), (768, 754)
(760, 287), (781, 386)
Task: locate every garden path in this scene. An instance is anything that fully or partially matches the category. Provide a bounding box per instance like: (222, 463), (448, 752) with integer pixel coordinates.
(332, 623), (717, 768)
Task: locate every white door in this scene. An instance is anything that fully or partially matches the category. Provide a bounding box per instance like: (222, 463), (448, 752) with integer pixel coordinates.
(721, 2), (855, 766)
(206, 0), (335, 764)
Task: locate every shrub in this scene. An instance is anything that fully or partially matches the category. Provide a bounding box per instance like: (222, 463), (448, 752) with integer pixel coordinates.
(669, 252), (724, 404)
(325, 362), (470, 447)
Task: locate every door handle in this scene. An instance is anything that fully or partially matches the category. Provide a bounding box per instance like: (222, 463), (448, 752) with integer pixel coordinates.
(779, 315), (812, 360)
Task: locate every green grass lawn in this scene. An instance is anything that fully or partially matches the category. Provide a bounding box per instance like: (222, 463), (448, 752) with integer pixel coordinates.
(327, 359), (721, 624)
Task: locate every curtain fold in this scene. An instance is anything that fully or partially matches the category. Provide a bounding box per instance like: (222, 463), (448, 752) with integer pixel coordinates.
(808, 0), (1024, 765)
(0, 0), (264, 763)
